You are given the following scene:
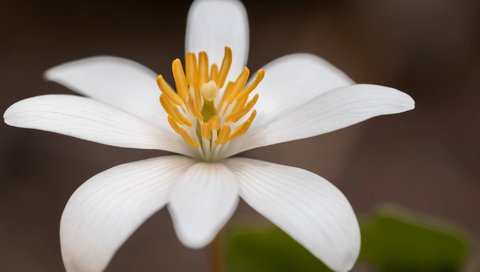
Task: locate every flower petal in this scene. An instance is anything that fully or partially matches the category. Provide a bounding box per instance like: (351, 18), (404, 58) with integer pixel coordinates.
(227, 84), (415, 156)
(4, 94), (192, 156)
(168, 162), (239, 248)
(252, 54), (353, 128)
(225, 158), (360, 272)
(186, 0), (249, 82)
(60, 156), (194, 272)
(44, 56), (169, 129)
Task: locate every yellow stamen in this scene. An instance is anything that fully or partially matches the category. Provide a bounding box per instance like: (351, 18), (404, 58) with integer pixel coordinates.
(186, 53), (197, 85)
(236, 69), (265, 101)
(226, 94), (259, 123)
(168, 116), (199, 148)
(216, 47), (232, 88)
(187, 96), (203, 121)
(231, 95), (248, 115)
(190, 85), (203, 112)
(210, 64), (219, 82)
(229, 110), (257, 141)
(198, 51), (209, 89)
(216, 125), (231, 145)
(172, 59), (189, 101)
(219, 82), (235, 109)
(180, 130), (200, 148)
(167, 116), (183, 135)
(157, 75), (184, 105)
(245, 94), (259, 110)
(160, 95), (192, 127)
(201, 123), (211, 140)
(156, 47), (264, 155)
(208, 115), (220, 131)
(225, 67), (249, 104)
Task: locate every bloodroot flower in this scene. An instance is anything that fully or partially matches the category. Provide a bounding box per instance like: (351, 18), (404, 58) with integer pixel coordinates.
(4, 0), (414, 271)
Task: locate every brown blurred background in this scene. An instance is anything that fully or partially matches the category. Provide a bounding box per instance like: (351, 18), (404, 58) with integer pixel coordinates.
(1, 0), (479, 271)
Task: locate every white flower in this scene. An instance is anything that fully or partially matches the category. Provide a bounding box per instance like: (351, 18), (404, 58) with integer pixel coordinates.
(3, 0), (414, 271)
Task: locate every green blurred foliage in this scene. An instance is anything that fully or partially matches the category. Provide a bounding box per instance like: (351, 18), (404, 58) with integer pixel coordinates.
(226, 225), (331, 272)
(360, 207), (470, 272)
(226, 206), (471, 272)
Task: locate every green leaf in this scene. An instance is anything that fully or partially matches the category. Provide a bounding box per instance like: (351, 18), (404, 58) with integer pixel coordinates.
(226, 224), (331, 272)
(226, 205), (471, 272)
(360, 206), (470, 272)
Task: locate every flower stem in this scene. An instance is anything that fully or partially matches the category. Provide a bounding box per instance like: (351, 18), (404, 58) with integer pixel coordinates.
(207, 229), (226, 272)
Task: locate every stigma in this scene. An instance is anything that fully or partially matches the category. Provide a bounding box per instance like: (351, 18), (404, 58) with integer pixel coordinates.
(156, 47), (264, 161)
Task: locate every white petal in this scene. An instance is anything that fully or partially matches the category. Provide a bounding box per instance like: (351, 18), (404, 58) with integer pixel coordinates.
(4, 95), (192, 156)
(61, 156), (194, 272)
(226, 158), (360, 272)
(168, 162), (239, 248)
(252, 54), (353, 128)
(44, 56), (170, 129)
(227, 84), (415, 156)
(186, 0), (249, 82)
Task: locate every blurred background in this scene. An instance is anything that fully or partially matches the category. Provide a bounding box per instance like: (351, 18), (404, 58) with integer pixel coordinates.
(1, 0), (479, 271)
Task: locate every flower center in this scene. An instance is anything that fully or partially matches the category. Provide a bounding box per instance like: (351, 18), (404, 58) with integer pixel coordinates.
(156, 47), (264, 161)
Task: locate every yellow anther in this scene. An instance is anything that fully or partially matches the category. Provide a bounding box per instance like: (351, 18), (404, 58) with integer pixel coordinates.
(201, 123), (211, 140)
(167, 116), (183, 135)
(225, 67), (249, 104)
(208, 115), (220, 131)
(201, 80), (218, 102)
(215, 125), (231, 145)
(157, 48), (263, 152)
(157, 75), (184, 105)
(216, 47), (232, 88)
(186, 53), (197, 85)
(189, 85), (203, 112)
(187, 96), (203, 121)
(180, 130), (200, 148)
(198, 51), (209, 89)
(172, 59), (189, 101)
(171, 109), (192, 127)
(226, 94), (259, 123)
(226, 108), (245, 123)
(210, 64), (219, 82)
(231, 95), (248, 115)
(160, 95), (192, 127)
(236, 69), (265, 101)
(168, 116), (199, 148)
(246, 93), (259, 107)
(229, 110), (257, 141)
(219, 82), (235, 109)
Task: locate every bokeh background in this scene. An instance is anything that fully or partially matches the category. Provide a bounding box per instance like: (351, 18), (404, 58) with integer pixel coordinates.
(1, 0), (479, 271)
